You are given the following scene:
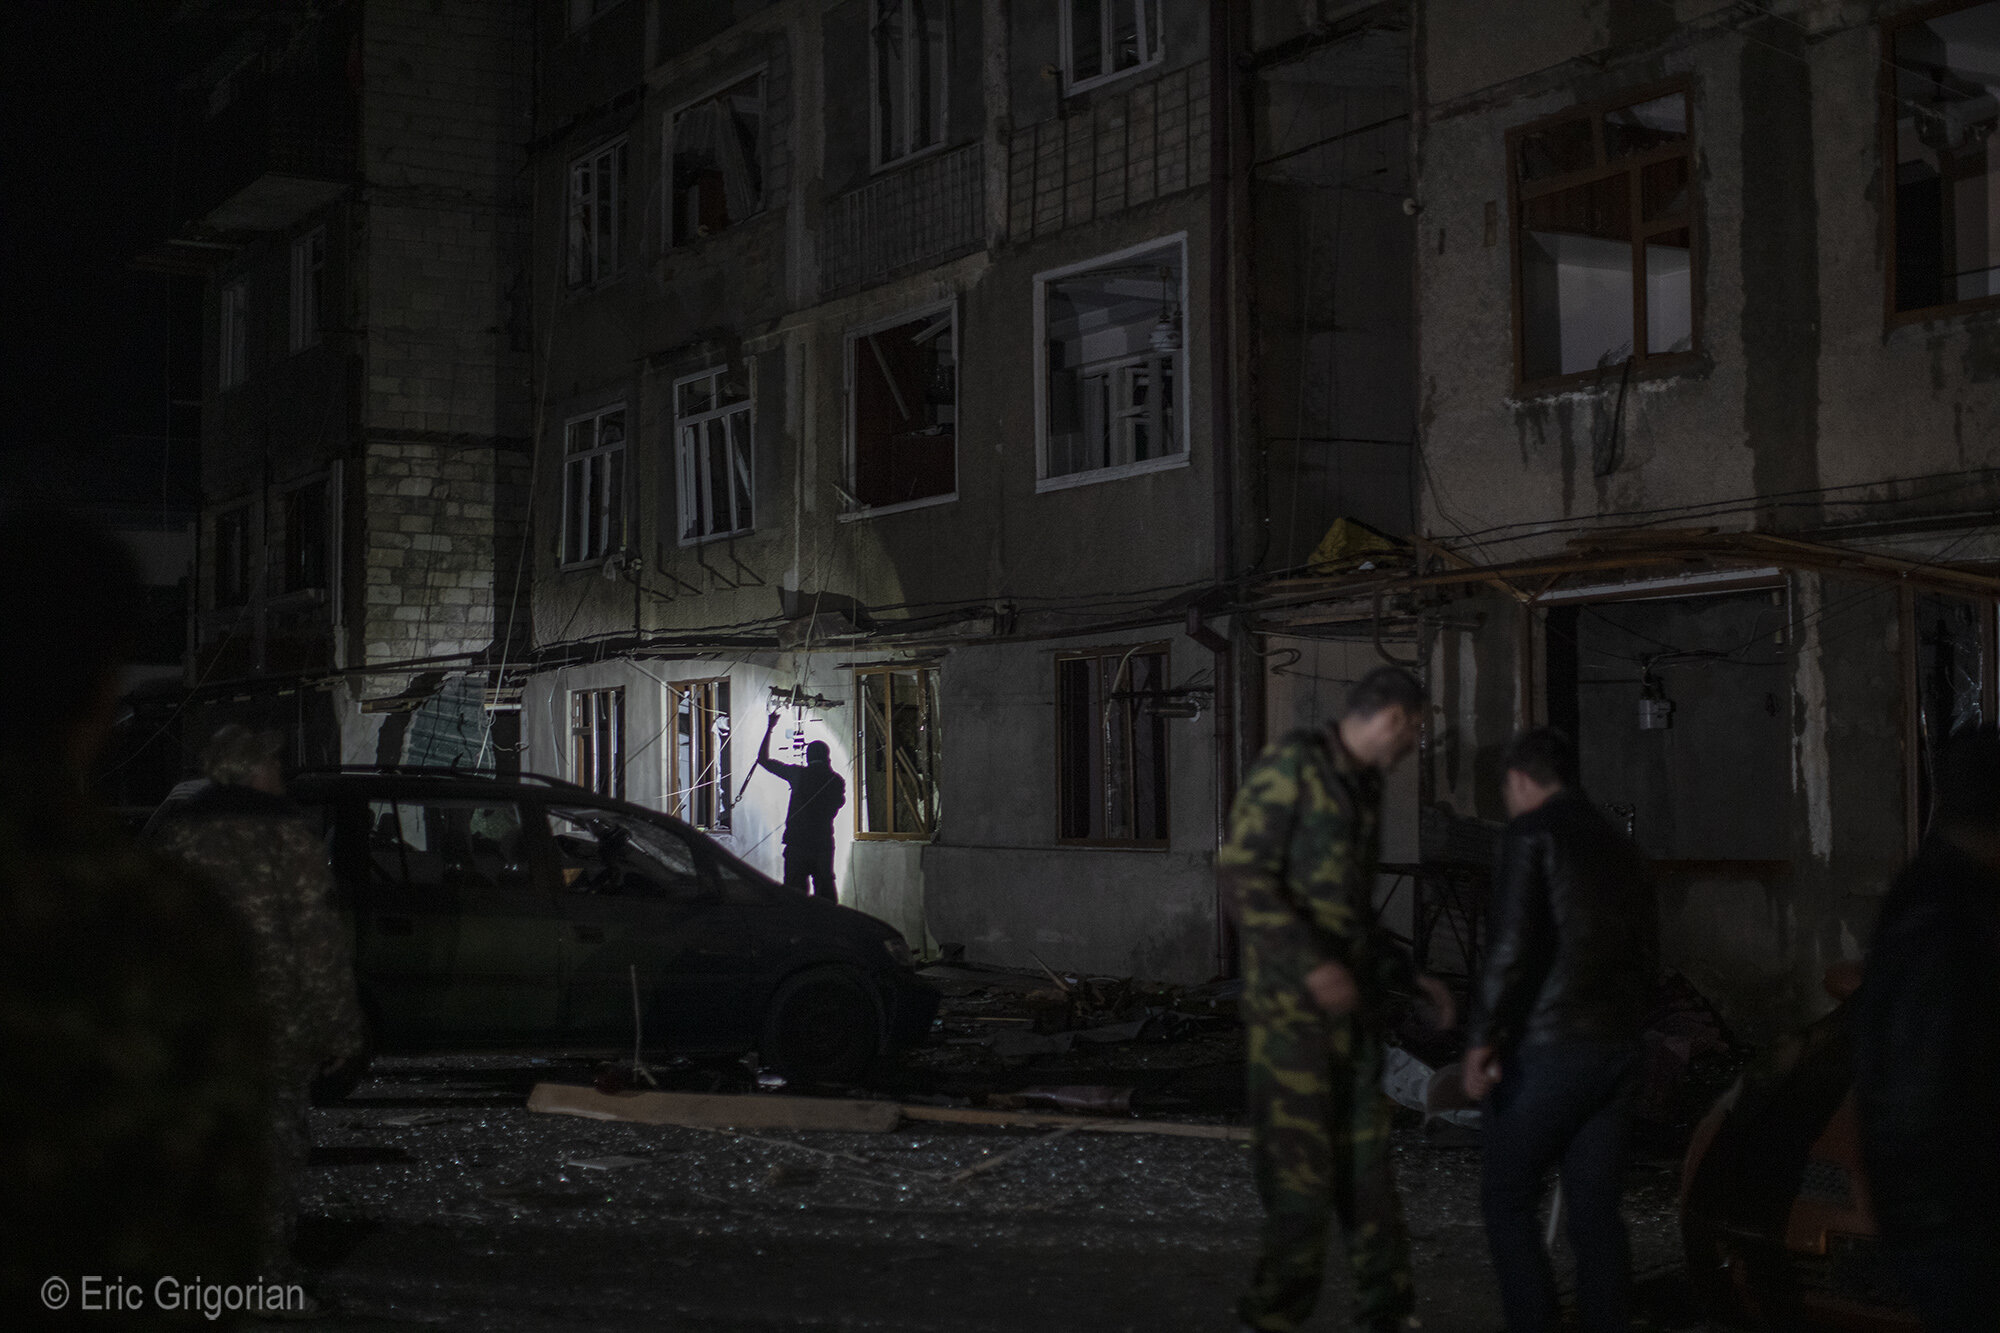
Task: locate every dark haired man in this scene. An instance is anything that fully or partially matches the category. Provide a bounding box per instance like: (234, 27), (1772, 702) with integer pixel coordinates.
(1463, 727), (1655, 1333)
(1853, 728), (2000, 1328)
(757, 714), (847, 901)
(1224, 665), (1455, 1333)
(0, 506), (268, 1322)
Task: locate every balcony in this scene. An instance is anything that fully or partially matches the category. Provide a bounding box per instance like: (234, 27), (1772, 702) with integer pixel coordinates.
(819, 142), (984, 297)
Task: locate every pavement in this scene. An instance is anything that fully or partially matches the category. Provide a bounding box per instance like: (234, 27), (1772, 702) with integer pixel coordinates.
(268, 1050), (1726, 1332)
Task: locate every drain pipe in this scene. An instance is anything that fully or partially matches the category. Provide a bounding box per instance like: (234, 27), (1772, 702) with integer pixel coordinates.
(1204, 0), (1246, 979)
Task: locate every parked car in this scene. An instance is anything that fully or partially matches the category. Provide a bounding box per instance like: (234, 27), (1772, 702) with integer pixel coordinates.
(288, 768), (938, 1094)
(1679, 965), (1917, 1330)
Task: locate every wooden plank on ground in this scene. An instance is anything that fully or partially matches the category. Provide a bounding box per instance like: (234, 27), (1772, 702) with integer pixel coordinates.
(899, 1103), (1251, 1140)
(526, 1083), (903, 1133)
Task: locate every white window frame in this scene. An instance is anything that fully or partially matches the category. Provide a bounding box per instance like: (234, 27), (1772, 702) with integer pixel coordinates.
(567, 137), (626, 288)
(840, 300), (959, 520)
(219, 277), (248, 390)
(1032, 233), (1191, 493)
(1059, 0), (1163, 96)
(673, 366), (755, 545)
(560, 403), (627, 568)
(289, 227), (326, 353)
(868, 0), (951, 172)
(664, 69), (768, 249)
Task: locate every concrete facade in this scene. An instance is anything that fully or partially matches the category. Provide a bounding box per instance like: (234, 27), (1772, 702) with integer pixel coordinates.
(1409, 0), (2000, 1039)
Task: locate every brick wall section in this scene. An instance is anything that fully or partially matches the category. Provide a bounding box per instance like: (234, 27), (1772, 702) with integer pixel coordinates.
(1007, 62), (1210, 243)
(357, 0), (533, 673)
(361, 441), (531, 668)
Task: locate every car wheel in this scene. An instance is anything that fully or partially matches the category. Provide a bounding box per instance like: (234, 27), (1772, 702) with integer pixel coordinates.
(761, 965), (884, 1087)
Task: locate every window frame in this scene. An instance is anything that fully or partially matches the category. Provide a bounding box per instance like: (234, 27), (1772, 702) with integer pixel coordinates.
(289, 227), (326, 354)
(1882, 1), (2000, 327)
(1054, 641), (1172, 849)
(567, 136), (628, 289)
(869, 0), (952, 172)
(664, 68), (769, 250)
(279, 476), (331, 595)
(841, 299), (960, 519)
(212, 502), (253, 608)
(854, 663), (941, 842)
(569, 686), (625, 799)
(665, 676), (733, 833)
(672, 365), (755, 545)
(559, 403), (628, 569)
(1032, 233), (1192, 493)
(219, 276), (248, 390)
(1059, 0), (1164, 97)
(1504, 79), (1701, 394)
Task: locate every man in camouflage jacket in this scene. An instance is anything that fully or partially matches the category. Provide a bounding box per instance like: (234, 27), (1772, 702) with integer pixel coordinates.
(1221, 666), (1454, 1333)
(152, 725), (365, 1286)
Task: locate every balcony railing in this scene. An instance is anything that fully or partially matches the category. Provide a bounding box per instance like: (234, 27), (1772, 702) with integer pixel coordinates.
(819, 142), (984, 297)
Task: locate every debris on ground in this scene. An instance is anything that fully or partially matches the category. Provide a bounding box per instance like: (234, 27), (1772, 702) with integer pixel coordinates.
(988, 1086), (1137, 1115)
(1382, 1047), (1480, 1132)
(528, 1084), (904, 1132)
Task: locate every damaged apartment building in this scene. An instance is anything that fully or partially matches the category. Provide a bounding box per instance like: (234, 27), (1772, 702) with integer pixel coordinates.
(1324, 0), (2000, 1042)
(517, 0), (1415, 972)
(155, 0), (535, 773)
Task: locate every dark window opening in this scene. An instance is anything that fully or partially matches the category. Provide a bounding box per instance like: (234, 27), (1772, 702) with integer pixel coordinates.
(671, 75), (763, 246)
(1890, 3), (2000, 314)
(283, 480), (328, 593)
(1056, 647), (1168, 845)
(214, 506), (251, 607)
(850, 310), (956, 508)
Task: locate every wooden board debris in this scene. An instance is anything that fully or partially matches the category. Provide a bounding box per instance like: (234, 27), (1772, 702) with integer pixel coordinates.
(527, 1083), (903, 1133)
(899, 1103), (1252, 1140)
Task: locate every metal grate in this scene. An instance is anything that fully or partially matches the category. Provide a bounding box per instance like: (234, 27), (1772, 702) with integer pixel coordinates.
(819, 143), (984, 296)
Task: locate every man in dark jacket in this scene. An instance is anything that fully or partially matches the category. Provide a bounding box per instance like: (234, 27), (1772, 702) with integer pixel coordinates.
(757, 713), (847, 901)
(1463, 728), (1656, 1333)
(0, 506), (269, 1327)
(1853, 728), (2000, 1329)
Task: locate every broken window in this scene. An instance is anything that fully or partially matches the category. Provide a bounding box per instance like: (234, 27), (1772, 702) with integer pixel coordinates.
(670, 75), (763, 246)
(290, 227), (325, 353)
(567, 138), (626, 286)
(562, 405), (626, 565)
(570, 687), (624, 798)
(1063, 0), (1162, 92)
(282, 479), (328, 594)
(668, 677), (732, 831)
(674, 367), (753, 542)
(1513, 88), (1695, 384)
(1056, 645), (1169, 845)
(848, 306), (956, 509)
(872, 0), (948, 166)
(856, 665), (939, 838)
(213, 504), (251, 607)
(1039, 239), (1186, 483)
(1890, 3), (2000, 313)
(219, 277), (248, 389)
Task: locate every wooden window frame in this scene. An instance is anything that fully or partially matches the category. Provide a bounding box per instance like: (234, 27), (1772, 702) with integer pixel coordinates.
(1054, 641), (1172, 849)
(854, 663), (940, 842)
(570, 686), (625, 799)
(1506, 78), (1702, 394)
(666, 676), (732, 832)
(1882, 1), (2000, 327)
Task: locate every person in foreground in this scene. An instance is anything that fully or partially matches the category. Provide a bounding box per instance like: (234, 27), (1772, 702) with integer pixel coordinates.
(1852, 728), (2000, 1330)
(1222, 665), (1456, 1333)
(0, 505), (268, 1327)
(151, 725), (365, 1305)
(1462, 727), (1656, 1333)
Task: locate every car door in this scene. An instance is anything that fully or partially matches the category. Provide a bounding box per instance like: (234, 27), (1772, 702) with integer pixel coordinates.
(548, 805), (760, 1052)
(356, 795), (565, 1048)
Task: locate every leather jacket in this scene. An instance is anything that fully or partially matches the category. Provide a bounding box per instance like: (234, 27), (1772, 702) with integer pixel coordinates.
(1465, 789), (1657, 1052)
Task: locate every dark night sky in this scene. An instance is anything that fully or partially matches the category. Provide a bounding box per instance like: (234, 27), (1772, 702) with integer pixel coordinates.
(1, 1), (188, 474)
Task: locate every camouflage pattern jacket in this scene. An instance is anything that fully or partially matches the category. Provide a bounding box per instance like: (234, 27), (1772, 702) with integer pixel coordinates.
(152, 784), (365, 1080)
(1221, 728), (1416, 1024)
(0, 762), (269, 1313)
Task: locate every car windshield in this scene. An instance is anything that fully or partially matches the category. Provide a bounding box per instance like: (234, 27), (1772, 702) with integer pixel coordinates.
(548, 805), (707, 901)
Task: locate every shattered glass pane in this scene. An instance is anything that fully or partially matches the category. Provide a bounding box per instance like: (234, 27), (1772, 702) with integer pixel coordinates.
(1605, 93), (1687, 159)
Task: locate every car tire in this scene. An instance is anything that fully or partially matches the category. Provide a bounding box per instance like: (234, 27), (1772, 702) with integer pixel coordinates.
(760, 965), (884, 1087)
